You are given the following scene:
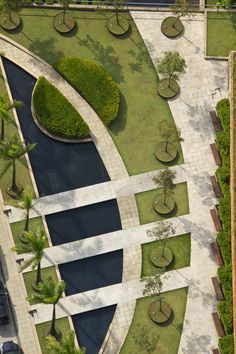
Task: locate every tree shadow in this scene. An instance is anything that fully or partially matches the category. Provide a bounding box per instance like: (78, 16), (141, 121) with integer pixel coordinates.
(28, 38), (65, 64)
(109, 93), (127, 134)
(81, 34), (124, 83)
(127, 39), (154, 73)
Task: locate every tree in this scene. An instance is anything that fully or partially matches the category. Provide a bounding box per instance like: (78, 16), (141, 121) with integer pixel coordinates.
(132, 324), (159, 354)
(147, 221), (176, 257)
(58, 0), (71, 24)
(12, 228), (47, 287)
(153, 168), (176, 205)
(216, 0), (232, 8)
(0, 134), (36, 195)
(0, 0), (23, 22)
(142, 268), (166, 312)
(157, 51), (186, 87)
(171, 0), (195, 21)
(159, 119), (183, 153)
(17, 187), (34, 234)
(0, 92), (22, 140)
(46, 331), (86, 354)
(28, 277), (65, 337)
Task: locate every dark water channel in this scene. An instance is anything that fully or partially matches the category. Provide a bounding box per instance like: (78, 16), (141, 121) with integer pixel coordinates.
(3, 58), (123, 354)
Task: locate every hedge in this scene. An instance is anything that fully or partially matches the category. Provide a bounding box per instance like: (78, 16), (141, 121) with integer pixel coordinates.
(215, 98), (233, 347)
(219, 335), (234, 354)
(33, 77), (89, 139)
(53, 58), (120, 126)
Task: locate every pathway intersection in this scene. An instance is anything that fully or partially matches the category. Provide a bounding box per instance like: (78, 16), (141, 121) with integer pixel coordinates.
(0, 11), (229, 354)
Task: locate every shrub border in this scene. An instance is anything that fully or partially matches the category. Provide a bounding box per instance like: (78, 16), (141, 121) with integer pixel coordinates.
(31, 79), (92, 143)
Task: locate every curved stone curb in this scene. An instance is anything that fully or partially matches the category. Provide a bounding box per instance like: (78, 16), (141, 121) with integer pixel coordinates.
(31, 83), (92, 143)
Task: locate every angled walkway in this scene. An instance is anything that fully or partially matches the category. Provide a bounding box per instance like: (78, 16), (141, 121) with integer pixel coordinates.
(132, 11), (228, 354)
(31, 267), (191, 324)
(18, 215), (192, 270)
(7, 165), (187, 223)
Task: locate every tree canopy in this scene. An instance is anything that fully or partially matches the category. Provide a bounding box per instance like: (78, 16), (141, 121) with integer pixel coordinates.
(157, 51), (186, 81)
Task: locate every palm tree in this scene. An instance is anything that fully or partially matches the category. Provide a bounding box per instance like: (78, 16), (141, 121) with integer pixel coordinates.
(0, 134), (36, 196)
(46, 331), (86, 354)
(0, 91), (22, 140)
(28, 277), (65, 337)
(17, 187), (34, 242)
(12, 228), (47, 287)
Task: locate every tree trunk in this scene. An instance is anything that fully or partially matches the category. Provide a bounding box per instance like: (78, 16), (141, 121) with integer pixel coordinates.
(162, 240), (166, 257)
(9, 12), (12, 23)
(116, 8), (120, 25)
(1, 118), (4, 140)
(172, 15), (181, 28)
(36, 262), (42, 286)
(63, 7), (66, 24)
(163, 188), (167, 206)
(11, 161), (17, 192)
(49, 304), (57, 337)
(159, 294), (163, 312)
(165, 140), (168, 152)
(24, 210), (29, 232)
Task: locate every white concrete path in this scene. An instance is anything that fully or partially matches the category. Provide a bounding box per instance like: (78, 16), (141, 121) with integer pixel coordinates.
(7, 165), (188, 223)
(32, 267), (191, 324)
(19, 215), (192, 270)
(131, 11), (228, 354)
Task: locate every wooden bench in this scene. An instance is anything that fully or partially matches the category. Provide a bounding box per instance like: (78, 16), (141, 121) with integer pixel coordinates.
(210, 208), (222, 232)
(212, 349), (220, 354)
(210, 143), (222, 166)
(210, 241), (224, 266)
(210, 175), (222, 198)
(210, 111), (223, 132)
(212, 312), (225, 337)
(211, 277), (224, 301)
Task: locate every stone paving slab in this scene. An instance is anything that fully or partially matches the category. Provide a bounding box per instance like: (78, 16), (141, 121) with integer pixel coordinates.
(19, 215), (192, 271)
(31, 267), (191, 324)
(7, 165), (188, 223)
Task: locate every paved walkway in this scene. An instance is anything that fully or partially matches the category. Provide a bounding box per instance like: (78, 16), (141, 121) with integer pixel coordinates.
(7, 165), (187, 223)
(18, 215), (191, 270)
(32, 267), (191, 324)
(131, 11), (228, 354)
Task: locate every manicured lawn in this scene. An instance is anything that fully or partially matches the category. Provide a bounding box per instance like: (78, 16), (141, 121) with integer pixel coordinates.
(10, 217), (48, 254)
(36, 317), (71, 354)
(23, 266), (58, 304)
(120, 288), (188, 354)
(207, 12), (236, 57)
(0, 9), (184, 175)
(142, 233), (191, 276)
(0, 67), (34, 204)
(135, 183), (189, 224)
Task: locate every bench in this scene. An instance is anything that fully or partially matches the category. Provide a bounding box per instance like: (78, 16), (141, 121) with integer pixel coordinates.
(16, 257), (24, 265)
(211, 277), (224, 301)
(210, 111), (223, 132)
(210, 175), (222, 198)
(3, 207), (11, 215)
(210, 208), (222, 232)
(212, 312), (225, 337)
(212, 349), (220, 354)
(210, 143), (222, 166)
(210, 241), (224, 266)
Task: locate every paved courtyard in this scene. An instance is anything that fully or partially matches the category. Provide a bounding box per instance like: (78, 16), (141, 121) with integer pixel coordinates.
(0, 10), (229, 354)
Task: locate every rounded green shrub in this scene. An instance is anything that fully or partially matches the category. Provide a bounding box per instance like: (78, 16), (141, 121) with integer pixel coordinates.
(53, 58), (120, 126)
(33, 77), (89, 139)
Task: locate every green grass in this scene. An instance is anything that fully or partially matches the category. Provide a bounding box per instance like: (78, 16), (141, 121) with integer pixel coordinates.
(120, 288), (188, 354)
(142, 233), (191, 276)
(23, 266), (58, 305)
(0, 67), (34, 204)
(207, 12), (236, 57)
(135, 183), (189, 224)
(0, 8), (184, 175)
(36, 317), (71, 354)
(10, 217), (48, 254)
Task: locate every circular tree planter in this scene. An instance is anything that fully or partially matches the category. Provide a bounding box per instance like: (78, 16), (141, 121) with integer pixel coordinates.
(0, 12), (21, 31)
(54, 13), (76, 34)
(153, 192), (175, 215)
(107, 15), (129, 36)
(161, 16), (184, 38)
(155, 142), (177, 163)
(150, 246), (173, 268)
(158, 78), (180, 99)
(148, 300), (172, 324)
